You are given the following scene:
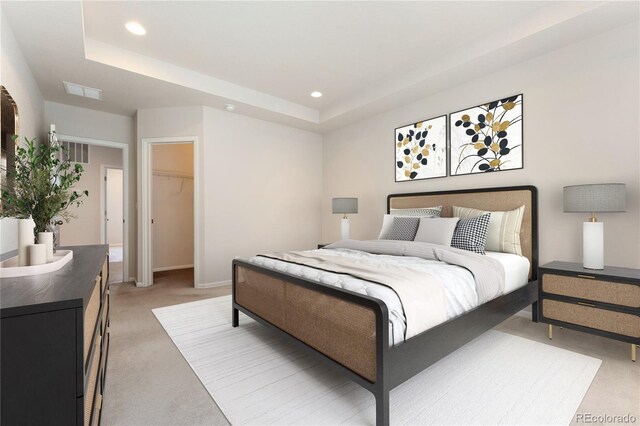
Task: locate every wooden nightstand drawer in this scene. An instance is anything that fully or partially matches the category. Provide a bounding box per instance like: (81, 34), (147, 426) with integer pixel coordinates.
(542, 273), (640, 308)
(543, 299), (640, 338)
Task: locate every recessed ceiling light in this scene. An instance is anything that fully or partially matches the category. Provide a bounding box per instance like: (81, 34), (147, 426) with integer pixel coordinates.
(224, 104), (236, 112)
(125, 21), (146, 36)
(310, 91), (323, 98)
(63, 81), (103, 101)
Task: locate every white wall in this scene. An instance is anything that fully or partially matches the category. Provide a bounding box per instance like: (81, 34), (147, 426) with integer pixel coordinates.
(60, 145), (122, 246)
(152, 143), (194, 271)
(44, 101), (136, 277)
(203, 107), (323, 284)
(137, 106), (323, 286)
(322, 23), (640, 269)
(137, 106), (205, 284)
(0, 14), (45, 254)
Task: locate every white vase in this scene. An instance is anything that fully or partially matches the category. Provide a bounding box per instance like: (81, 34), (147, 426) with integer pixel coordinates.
(18, 218), (35, 266)
(29, 244), (47, 266)
(38, 232), (54, 263)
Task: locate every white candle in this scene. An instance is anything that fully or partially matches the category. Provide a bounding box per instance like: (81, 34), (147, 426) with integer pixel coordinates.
(38, 232), (54, 263)
(18, 218), (35, 267)
(50, 124), (56, 133)
(29, 244), (47, 266)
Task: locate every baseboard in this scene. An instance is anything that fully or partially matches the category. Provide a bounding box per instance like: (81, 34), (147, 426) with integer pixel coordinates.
(196, 280), (231, 289)
(128, 277), (145, 287)
(153, 264), (194, 272)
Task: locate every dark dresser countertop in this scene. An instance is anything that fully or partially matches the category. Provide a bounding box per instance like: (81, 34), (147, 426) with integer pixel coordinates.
(0, 244), (109, 318)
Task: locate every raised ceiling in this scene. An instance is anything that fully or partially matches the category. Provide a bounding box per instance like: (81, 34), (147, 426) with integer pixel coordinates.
(2, 1), (638, 133)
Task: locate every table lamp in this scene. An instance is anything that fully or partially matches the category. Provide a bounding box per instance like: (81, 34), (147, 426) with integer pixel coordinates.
(563, 183), (626, 269)
(332, 197), (358, 240)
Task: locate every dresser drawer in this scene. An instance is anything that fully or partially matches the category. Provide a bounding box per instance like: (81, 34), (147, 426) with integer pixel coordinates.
(84, 337), (101, 426)
(542, 273), (640, 308)
(101, 291), (109, 335)
(543, 299), (640, 338)
(101, 258), (108, 294)
(84, 278), (101, 360)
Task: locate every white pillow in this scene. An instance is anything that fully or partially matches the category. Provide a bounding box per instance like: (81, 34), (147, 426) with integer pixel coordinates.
(389, 206), (442, 217)
(414, 217), (460, 246)
(378, 215), (395, 239)
(378, 206), (442, 239)
(452, 205), (525, 255)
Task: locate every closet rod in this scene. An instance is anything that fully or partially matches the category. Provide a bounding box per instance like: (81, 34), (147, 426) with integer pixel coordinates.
(152, 171), (194, 180)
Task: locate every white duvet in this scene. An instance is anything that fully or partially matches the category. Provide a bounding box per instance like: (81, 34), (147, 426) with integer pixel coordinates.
(248, 248), (479, 346)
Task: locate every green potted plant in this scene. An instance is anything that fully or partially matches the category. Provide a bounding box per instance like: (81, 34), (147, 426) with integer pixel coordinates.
(1, 136), (88, 262)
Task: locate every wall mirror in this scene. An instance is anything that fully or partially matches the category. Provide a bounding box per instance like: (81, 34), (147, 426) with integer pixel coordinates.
(1, 85), (19, 194)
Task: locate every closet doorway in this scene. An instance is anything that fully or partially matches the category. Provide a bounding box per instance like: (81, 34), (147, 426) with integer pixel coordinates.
(140, 136), (200, 288)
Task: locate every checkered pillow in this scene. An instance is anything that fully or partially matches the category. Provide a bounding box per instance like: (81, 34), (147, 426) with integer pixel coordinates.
(450, 213), (491, 254)
(387, 216), (421, 241)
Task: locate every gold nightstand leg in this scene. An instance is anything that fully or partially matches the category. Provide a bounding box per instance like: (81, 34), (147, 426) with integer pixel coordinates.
(548, 324), (553, 340)
(632, 344), (637, 362)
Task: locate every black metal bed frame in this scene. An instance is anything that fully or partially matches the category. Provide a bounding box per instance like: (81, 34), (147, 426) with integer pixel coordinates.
(232, 185), (539, 426)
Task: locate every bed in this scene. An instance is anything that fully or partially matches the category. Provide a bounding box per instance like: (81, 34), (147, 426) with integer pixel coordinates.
(232, 185), (538, 426)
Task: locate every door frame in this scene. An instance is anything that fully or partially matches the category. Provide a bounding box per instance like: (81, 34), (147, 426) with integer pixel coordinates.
(58, 134), (130, 281)
(139, 136), (200, 288)
(100, 165), (124, 246)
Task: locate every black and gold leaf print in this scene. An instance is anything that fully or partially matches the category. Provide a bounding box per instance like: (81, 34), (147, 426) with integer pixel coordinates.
(453, 94), (522, 174)
(396, 116), (444, 181)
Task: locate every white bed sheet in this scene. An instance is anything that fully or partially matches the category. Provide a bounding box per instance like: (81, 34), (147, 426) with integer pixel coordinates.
(247, 249), (530, 346)
(485, 251), (530, 293)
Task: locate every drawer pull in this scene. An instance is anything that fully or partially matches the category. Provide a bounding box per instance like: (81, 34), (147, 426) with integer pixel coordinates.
(577, 301), (596, 308)
(577, 274), (596, 279)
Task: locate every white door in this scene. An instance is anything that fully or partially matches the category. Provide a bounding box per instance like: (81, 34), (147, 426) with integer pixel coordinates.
(105, 168), (123, 246)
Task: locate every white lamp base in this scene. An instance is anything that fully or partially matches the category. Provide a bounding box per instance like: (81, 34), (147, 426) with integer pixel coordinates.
(583, 221), (604, 270)
(341, 218), (350, 240)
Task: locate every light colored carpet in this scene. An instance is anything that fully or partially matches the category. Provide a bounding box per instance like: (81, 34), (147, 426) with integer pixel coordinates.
(153, 295), (602, 426)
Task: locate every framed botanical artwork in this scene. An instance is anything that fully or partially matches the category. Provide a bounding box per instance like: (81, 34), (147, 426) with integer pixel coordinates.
(395, 115), (447, 182)
(450, 94), (523, 176)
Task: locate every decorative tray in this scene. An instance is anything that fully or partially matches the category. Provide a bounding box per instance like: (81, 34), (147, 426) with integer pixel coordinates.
(0, 250), (73, 278)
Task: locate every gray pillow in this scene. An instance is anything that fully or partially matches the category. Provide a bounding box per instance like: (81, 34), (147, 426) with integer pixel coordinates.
(414, 217), (460, 246)
(387, 216), (420, 241)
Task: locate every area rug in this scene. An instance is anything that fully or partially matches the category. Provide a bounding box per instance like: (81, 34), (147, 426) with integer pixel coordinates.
(153, 295), (601, 425)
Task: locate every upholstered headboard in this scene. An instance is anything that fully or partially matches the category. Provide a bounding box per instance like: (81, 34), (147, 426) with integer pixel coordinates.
(387, 185), (538, 280)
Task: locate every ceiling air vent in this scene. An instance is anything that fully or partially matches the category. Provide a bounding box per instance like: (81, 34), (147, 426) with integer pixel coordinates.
(63, 81), (102, 100)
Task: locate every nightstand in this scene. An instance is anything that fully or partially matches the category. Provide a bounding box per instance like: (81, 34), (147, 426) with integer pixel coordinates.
(538, 261), (640, 361)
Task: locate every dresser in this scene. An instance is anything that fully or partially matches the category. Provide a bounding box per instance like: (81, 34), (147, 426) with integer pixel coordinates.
(1, 245), (110, 425)
(538, 261), (640, 361)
